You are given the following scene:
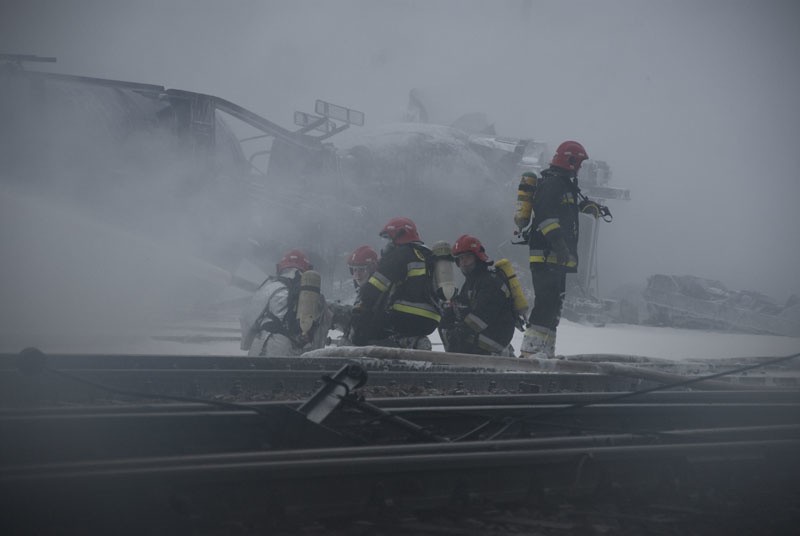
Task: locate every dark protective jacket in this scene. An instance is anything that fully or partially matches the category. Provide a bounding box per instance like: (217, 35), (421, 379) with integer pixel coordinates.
(445, 263), (515, 355)
(352, 241), (440, 342)
(528, 166), (580, 273)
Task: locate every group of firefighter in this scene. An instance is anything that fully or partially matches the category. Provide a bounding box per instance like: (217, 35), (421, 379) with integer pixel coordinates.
(241, 140), (605, 359)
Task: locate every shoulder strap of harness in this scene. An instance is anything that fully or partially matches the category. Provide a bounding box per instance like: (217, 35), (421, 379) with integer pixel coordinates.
(258, 273), (302, 339)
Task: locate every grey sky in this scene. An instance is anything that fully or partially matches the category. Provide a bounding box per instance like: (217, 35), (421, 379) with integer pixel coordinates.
(2, 0), (799, 300)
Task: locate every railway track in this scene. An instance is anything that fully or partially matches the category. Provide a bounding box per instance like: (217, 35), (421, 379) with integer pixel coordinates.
(3, 422), (798, 534)
(3, 349), (796, 407)
(2, 348), (798, 534)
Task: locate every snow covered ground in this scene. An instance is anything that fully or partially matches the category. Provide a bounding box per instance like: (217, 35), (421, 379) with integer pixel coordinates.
(5, 318), (798, 362)
(550, 320), (800, 360)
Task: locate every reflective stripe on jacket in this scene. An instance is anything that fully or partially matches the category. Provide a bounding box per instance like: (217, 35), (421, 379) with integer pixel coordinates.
(527, 166), (580, 273)
(360, 242), (441, 323)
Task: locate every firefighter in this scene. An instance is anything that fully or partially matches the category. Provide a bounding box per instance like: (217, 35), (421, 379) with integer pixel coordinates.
(240, 249), (330, 357)
(348, 245), (379, 293)
(329, 245), (379, 344)
(350, 217), (440, 350)
(519, 140), (589, 358)
(441, 235), (516, 356)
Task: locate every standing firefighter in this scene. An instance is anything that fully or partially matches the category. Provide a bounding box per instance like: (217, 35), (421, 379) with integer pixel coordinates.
(517, 141), (589, 358)
(441, 235), (517, 356)
(351, 217), (440, 350)
(240, 249), (330, 357)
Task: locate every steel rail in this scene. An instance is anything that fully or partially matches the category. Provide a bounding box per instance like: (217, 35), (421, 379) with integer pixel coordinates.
(304, 346), (800, 390)
(4, 439), (797, 535)
(3, 424), (798, 478)
(0, 368), (648, 405)
(3, 401), (797, 426)
(2, 402), (799, 465)
(3, 389), (798, 417)
(4, 438), (797, 484)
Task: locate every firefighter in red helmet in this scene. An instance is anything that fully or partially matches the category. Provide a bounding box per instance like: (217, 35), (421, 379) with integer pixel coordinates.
(328, 245), (380, 345)
(440, 235), (516, 356)
(350, 217), (440, 350)
(240, 249), (330, 357)
(518, 141), (593, 358)
(347, 245), (379, 290)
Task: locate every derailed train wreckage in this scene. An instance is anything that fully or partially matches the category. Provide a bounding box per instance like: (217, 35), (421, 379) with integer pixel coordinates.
(3, 54), (796, 337)
(0, 54), (627, 319)
(2, 56), (800, 535)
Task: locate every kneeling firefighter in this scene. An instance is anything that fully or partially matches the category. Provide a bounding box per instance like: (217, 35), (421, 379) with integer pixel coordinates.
(240, 249), (331, 357)
(350, 217), (440, 350)
(440, 235), (520, 356)
(329, 245), (380, 345)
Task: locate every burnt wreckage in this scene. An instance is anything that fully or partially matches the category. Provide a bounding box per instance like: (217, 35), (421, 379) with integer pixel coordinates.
(644, 274), (800, 337)
(0, 54), (629, 313)
(2, 56), (799, 535)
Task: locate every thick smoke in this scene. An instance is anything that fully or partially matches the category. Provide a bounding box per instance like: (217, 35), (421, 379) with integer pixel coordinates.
(2, 0), (799, 352)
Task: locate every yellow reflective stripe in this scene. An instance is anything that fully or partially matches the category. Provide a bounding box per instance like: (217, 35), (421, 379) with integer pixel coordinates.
(526, 324), (555, 337)
(407, 261), (425, 278)
(537, 218), (560, 235)
(391, 303), (442, 322)
(529, 254), (577, 268)
(368, 275), (389, 292)
(540, 221), (560, 235)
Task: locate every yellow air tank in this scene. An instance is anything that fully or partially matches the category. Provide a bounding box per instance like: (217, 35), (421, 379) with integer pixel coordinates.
(296, 270), (322, 337)
(514, 172), (539, 229)
(495, 258), (528, 316)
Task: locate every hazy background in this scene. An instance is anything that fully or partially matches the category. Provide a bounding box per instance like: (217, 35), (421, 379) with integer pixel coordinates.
(2, 0), (799, 304)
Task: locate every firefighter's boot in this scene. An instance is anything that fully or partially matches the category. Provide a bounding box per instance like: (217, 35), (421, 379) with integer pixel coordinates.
(520, 325), (555, 359)
(544, 331), (557, 359)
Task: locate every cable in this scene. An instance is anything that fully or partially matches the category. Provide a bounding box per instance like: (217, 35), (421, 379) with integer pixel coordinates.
(529, 351), (800, 420)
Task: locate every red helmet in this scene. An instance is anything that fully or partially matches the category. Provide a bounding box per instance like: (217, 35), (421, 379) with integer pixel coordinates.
(276, 249), (313, 273)
(379, 217), (420, 245)
(551, 140), (588, 172)
(348, 245), (379, 268)
(452, 234), (489, 263)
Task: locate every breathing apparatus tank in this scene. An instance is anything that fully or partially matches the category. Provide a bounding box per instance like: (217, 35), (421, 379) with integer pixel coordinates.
(494, 258), (528, 316)
(514, 172), (539, 229)
(431, 241), (456, 301)
(296, 270), (322, 337)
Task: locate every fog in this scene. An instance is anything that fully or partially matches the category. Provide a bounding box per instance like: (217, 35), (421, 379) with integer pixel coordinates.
(2, 0), (799, 347)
